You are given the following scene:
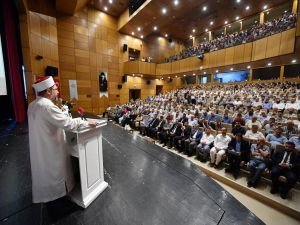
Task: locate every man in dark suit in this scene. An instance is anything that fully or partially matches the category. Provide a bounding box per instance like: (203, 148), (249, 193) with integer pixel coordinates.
(225, 133), (250, 179)
(149, 115), (165, 138)
(173, 121), (191, 152)
(270, 141), (300, 199)
(167, 120), (182, 148)
(145, 114), (160, 137)
(184, 126), (203, 156)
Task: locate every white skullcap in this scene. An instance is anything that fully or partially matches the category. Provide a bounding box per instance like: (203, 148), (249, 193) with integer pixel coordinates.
(32, 76), (55, 92)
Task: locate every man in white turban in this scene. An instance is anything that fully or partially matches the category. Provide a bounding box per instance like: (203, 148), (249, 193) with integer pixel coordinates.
(28, 76), (96, 204)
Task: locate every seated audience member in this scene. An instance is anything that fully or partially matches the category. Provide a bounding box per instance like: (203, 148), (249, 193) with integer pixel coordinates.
(283, 121), (298, 139)
(246, 116), (262, 129)
(231, 121), (246, 135)
(232, 113), (246, 126)
(285, 99), (298, 111)
(266, 127), (288, 149)
(263, 117), (276, 135)
(168, 120), (182, 148)
(185, 126), (203, 156)
(196, 128), (215, 162)
(225, 133), (250, 179)
(210, 128), (231, 168)
(140, 115), (151, 136)
(262, 98), (272, 110)
(270, 142), (300, 199)
(145, 114), (160, 136)
(272, 99), (285, 111)
(174, 122), (191, 151)
(244, 125), (265, 141)
(289, 130), (300, 152)
(221, 113), (233, 124)
(159, 119), (173, 146)
(276, 111), (286, 124)
(209, 118), (222, 131)
(258, 111), (269, 124)
(247, 139), (271, 188)
(149, 115), (165, 138)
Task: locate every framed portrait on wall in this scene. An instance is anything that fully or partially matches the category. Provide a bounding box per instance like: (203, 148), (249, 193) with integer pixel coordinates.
(99, 71), (108, 97)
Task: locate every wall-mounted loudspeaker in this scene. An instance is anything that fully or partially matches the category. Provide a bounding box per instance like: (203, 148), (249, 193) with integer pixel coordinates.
(46, 66), (58, 76)
(168, 38), (173, 43)
(146, 80), (151, 85)
(122, 75), (127, 83)
(117, 84), (122, 89)
(123, 44), (128, 52)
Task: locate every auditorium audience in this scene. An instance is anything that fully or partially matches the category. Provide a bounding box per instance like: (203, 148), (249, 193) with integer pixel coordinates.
(108, 81), (300, 199)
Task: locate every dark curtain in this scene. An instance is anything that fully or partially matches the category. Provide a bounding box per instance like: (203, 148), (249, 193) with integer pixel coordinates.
(0, 0), (26, 123)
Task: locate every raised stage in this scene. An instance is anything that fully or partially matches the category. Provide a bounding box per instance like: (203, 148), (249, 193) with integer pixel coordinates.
(0, 121), (263, 225)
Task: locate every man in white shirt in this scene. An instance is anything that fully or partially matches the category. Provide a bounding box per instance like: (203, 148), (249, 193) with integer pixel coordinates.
(244, 125), (265, 141)
(196, 128), (215, 162)
(272, 99), (285, 110)
(210, 128), (231, 167)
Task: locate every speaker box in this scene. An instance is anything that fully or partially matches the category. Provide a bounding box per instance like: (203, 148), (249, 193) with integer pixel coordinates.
(122, 75), (127, 83)
(46, 66), (58, 76)
(117, 84), (122, 89)
(146, 80), (151, 85)
(123, 44), (128, 52)
(168, 38), (173, 43)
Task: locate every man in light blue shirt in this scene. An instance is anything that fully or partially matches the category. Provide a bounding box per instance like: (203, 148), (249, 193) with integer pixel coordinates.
(266, 127), (288, 149)
(289, 130), (300, 152)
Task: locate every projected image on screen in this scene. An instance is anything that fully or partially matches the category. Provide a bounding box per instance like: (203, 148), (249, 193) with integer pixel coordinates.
(214, 70), (249, 83)
(0, 34), (7, 96)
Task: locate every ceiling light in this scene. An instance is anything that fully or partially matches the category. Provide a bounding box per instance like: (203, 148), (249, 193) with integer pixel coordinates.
(205, 28), (208, 32)
(133, 74), (135, 76)
(131, 32), (135, 35)
(267, 62), (272, 66)
(263, 5), (268, 10)
(174, 0), (179, 6)
(192, 29), (196, 33)
(168, 76), (170, 79)
(246, 6), (250, 10)
(153, 26), (157, 31)
(104, 6), (108, 11)
(228, 25), (231, 28)
(109, 0), (113, 4)
(204, 72), (207, 74)
(236, 0), (241, 3)
(193, 73), (196, 76)
(230, 68), (233, 71)
(189, 35), (193, 39)
(292, 59), (297, 63)
(165, 34), (168, 37)
(284, 10), (288, 13)
(137, 27), (141, 31)
(140, 35), (144, 39)
(175, 75), (178, 78)
(224, 20), (228, 24)
(247, 65), (251, 69)
(235, 16), (240, 20)
(183, 74), (186, 77)
(162, 8), (167, 14)
(202, 6), (207, 11)
(266, 11), (270, 15)
(210, 21), (214, 25)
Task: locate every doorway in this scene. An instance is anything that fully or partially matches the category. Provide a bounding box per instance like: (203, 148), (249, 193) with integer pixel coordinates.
(156, 85), (163, 95)
(129, 89), (141, 101)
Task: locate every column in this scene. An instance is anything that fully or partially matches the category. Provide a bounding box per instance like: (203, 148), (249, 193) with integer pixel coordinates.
(249, 69), (253, 81)
(259, 12), (264, 24)
(280, 65), (284, 80)
(292, 0), (298, 14)
(208, 31), (212, 41)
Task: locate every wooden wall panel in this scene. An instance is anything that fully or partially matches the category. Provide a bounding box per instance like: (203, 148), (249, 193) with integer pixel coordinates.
(216, 49), (225, 67)
(209, 51), (217, 68)
(243, 43), (252, 62)
(225, 47), (234, 65)
(279, 28), (296, 55)
(265, 33), (281, 58)
(233, 45), (244, 64)
(252, 38), (267, 61)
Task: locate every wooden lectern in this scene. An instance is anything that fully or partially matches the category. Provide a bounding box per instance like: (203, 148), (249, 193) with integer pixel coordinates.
(65, 120), (108, 208)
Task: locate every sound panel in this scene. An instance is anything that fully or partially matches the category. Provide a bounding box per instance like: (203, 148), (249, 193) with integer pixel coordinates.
(123, 44), (128, 52)
(46, 66), (58, 76)
(117, 84), (122, 89)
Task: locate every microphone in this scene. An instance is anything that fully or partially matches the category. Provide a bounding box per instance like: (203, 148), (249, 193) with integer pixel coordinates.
(77, 107), (87, 121)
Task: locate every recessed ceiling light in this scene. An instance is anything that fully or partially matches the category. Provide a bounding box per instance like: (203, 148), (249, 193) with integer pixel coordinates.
(292, 59), (297, 63)
(153, 26), (157, 31)
(205, 28), (208, 32)
(224, 20), (228, 24)
(263, 5), (268, 10)
(140, 35), (144, 39)
(104, 6), (108, 11)
(204, 72), (207, 74)
(236, 16), (240, 20)
(284, 10), (288, 13)
(137, 27), (141, 31)
(133, 74), (135, 76)
(193, 73), (196, 76)
(230, 68), (233, 71)
(210, 21), (214, 25)
(247, 65), (251, 69)
(168, 76), (170, 79)
(192, 29), (196, 33)
(131, 32), (135, 35)
(267, 62), (272, 66)
(246, 6), (250, 10)
(183, 74), (186, 77)
(216, 70), (219, 73)
(109, 0), (113, 4)
(236, 0), (241, 3)
(202, 6), (207, 11)
(189, 35), (193, 39)
(162, 8), (167, 14)
(174, 0), (179, 6)
(175, 75), (178, 78)
(165, 34), (168, 37)
(266, 11), (270, 15)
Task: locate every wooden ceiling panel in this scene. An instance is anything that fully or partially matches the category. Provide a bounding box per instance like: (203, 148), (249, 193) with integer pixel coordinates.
(89, 0), (130, 17)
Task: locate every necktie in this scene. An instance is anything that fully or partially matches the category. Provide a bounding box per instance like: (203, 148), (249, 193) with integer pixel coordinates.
(282, 152), (290, 163)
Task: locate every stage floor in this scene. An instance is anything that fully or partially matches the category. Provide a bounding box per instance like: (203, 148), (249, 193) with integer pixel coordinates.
(0, 121), (264, 225)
